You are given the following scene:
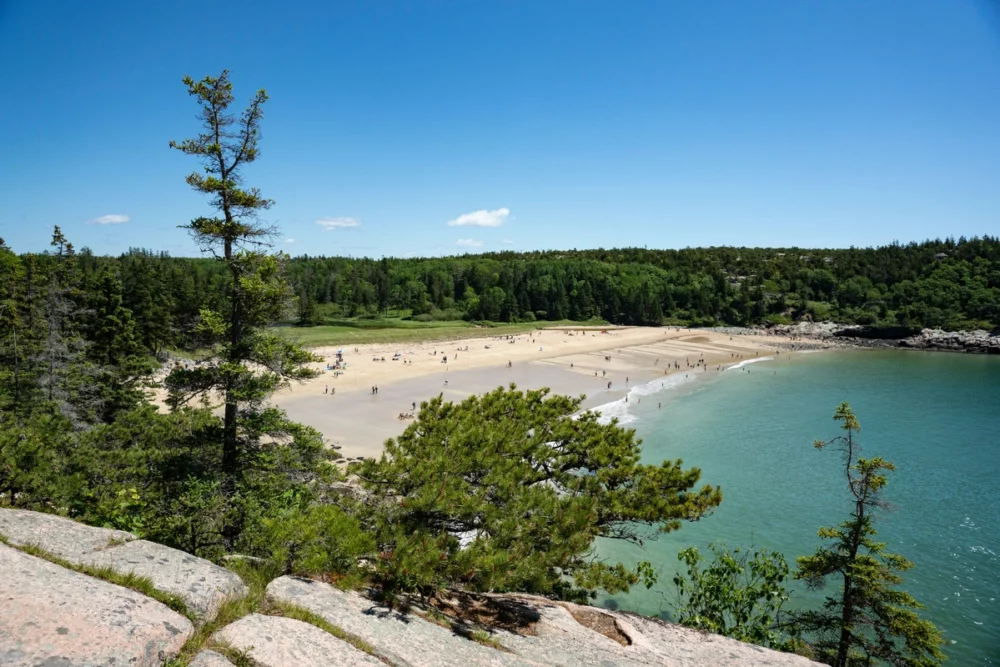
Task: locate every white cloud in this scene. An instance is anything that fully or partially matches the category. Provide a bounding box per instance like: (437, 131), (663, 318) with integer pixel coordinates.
(86, 214), (129, 225)
(500, 239), (515, 245)
(446, 207), (509, 227)
(456, 239), (483, 248)
(316, 217), (361, 230)
(284, 238), (296, 244)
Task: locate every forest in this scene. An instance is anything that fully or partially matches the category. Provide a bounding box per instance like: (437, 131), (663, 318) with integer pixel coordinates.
(1, 234), (997, 359)
(0, 69), (957, 666)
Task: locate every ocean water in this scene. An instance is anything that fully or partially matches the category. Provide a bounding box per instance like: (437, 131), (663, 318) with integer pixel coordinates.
(593, 350), (1000, 665)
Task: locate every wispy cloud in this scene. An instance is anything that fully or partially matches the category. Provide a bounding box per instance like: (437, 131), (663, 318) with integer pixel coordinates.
(284, 238), (296, 244)
(500, 239), (515, 245)
(316, 217), (361, 230)
(456, 238), (484, 247)
(86, 214), (130, 225)
(447, 207), (509, 227)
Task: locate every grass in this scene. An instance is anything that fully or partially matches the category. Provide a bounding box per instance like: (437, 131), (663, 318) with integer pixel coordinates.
(3, 531), (500, 663)
(0, 535), (193, 622)
(273, 317), (612, 347)
(268, 598), (381, 658)
(2, 535), (379, 665)
(164, 559), (387, 666)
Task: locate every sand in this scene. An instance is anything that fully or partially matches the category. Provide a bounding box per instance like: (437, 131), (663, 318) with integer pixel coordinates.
(271, 327), (787, 460)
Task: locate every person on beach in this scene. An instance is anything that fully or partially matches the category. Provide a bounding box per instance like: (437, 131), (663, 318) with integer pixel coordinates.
(324, 385), (328, 394)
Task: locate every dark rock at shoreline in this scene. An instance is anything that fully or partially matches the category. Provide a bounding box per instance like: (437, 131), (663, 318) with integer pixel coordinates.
(897, 328), (1000, 354)
(760, 322), (1000, 354)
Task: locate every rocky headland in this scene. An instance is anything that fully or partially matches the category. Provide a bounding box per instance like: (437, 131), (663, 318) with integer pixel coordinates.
(716, 322), (1000, 354)
(0, 507), (821, 667)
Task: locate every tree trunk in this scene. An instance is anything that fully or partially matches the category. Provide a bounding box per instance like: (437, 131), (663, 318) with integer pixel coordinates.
(836, 503), (865, 667)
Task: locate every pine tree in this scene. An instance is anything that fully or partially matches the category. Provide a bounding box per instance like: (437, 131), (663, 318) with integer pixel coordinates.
(87, 269), (153, 421)
(794, 403), (946, 667)
(166, 71), (320, 523)
(31, 227), (102, 426)
(357, 385), (722, 602)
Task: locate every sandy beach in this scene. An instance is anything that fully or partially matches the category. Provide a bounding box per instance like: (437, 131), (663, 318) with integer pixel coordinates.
(271, 327), (790, 460)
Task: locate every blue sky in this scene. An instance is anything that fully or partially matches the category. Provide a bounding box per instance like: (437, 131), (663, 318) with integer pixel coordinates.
(1, 1), (999, 257)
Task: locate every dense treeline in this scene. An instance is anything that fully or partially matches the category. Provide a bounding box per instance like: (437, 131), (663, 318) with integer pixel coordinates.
(286, 237), (1000, 330)
(3, 236), (998, 359)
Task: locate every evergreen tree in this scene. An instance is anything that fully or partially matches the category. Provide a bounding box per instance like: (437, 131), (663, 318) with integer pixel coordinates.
(165, 71), (320, 516)
(87, 269), (154, 421)
(794, 403), (945, 667)
(33, 228), (102, 425)
(357, 385), (722, 602)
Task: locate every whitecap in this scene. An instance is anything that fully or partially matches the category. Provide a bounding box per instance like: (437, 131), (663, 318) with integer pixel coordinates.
(726, 356), (774, 371)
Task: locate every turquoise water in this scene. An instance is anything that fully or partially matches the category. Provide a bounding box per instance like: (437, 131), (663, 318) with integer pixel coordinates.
(595, 350), (1000, 665)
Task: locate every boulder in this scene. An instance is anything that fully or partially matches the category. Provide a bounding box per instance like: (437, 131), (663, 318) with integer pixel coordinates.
(266, 576), (535, 667)
(0, 507), (134, 559)
(79, 539), (247, 624)
(212, 613), (384, 667)
(0, 542), (192, 667)
(189, 649), (235, 666)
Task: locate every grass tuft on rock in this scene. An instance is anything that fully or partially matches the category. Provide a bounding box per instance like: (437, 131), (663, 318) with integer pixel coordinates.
(0, 537), (192, 622)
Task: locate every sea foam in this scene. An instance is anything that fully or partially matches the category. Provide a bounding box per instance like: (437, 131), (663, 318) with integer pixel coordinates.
(725, 356), (774, 371)
(591, 372), (701, 425)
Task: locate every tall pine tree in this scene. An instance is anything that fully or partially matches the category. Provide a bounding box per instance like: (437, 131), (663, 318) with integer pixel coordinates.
(166, 71), (320, 536)
(794, 404), (945, 667)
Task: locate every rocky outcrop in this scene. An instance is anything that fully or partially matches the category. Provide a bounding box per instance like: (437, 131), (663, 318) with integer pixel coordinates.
(897, 328), (1000, 353)
(213, 614), (385, 667)
(79, 539), (248, 623)
(760, 322), (1000, 353)
(267, 575), (820, 667)
(0, 508), (246, 625)
(267, 576), (536, 667)
(0, 508), (824, 666)
(0, 542), (192, 667)
(0, 506), (135, 559)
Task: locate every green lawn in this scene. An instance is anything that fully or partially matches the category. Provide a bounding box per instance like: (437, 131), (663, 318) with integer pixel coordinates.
(272, 318), (611, 347)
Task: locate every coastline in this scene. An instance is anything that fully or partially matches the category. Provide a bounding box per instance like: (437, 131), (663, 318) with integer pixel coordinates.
(155, 320), (996, 461)
(270, 327), (803, 460)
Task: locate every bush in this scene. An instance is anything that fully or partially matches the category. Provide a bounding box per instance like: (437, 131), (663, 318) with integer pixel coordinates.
(672, 542), (794, 650)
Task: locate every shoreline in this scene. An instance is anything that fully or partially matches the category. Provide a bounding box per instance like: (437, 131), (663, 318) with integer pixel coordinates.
(271, 327), (805, 460)
(155, 321), (992, 461)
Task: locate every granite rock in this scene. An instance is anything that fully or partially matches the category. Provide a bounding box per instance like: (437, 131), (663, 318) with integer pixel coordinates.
(213, 613), (384, 667)
(79, 539), (248, 623)
(492, 594), (820, 666)
(0, 507), (134, 559)
(267, 575), (535, 667)
(188, 649), (236, 667)
(0, 542), (192, 667)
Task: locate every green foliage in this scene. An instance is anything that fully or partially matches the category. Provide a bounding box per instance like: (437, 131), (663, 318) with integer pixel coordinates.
(793, 404), (946, 667)
(256, 504), (374, 579)
(356, 384), (721, 603)
(165, 70), (323, 549)
(672, 542), (795, 650)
